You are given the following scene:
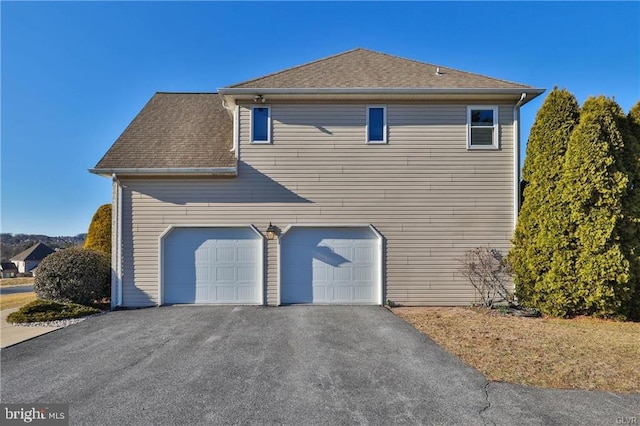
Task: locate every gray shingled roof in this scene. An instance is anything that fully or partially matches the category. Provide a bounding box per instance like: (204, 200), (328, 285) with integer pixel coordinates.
(93, 93), (234, 171)
(228, 48), (533, 89)
(10, 242), (55, 262)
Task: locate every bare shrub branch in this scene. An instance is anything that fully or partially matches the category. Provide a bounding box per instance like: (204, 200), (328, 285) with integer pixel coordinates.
(459, 247), (513, 308)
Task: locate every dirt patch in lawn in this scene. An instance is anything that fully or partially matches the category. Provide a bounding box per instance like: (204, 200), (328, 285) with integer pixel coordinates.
(393, 307), (640, 393)
(0, 292), (37, 310)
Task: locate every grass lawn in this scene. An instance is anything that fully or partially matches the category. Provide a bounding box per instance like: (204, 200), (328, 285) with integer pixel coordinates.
(0, 277), (35, 287)
(0, 292), (37, 310)
(393, 307), (640, 393)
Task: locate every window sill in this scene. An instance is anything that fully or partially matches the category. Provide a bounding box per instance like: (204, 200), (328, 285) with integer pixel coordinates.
(467, 145), (499, 150)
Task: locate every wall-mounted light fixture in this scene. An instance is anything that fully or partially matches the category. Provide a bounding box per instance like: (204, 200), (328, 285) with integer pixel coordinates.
(266, 222), (277, 240)
(253, 95), (266, 103)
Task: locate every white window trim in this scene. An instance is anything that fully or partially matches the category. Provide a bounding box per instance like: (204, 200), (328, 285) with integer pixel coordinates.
(366, 105), (387, 144)
(251, 105), (271, 144)
(467, 105), (499, 150)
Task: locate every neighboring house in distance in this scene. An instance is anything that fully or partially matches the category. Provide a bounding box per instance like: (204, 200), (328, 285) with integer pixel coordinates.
(90, 48), (544, 309)
(0, 262), (18, 278)
(10, 242), (55, 275)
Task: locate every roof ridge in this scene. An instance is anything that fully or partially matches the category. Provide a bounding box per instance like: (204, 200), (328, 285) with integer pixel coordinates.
(363, 49), (531, 88)
(226, 47), (531, 89)
(226, 48), (363, 88)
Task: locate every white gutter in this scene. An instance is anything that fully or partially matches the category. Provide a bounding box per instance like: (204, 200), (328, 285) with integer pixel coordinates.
(111, 174), (123, 308)
(89, 167), (237, 176)
(219, 87), (545, 98)
(513, 93), (527, 230)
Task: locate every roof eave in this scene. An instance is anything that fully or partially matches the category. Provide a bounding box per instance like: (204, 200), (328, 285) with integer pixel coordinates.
(219, 87), (545, 105)
(88, 166), (238, 178)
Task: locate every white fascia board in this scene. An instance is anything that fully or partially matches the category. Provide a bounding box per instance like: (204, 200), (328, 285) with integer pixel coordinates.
(88, 167), (237, 177)
(219, 87), (545, 104)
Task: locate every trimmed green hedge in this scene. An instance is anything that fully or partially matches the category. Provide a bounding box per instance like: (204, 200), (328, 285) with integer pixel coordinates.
(34, 247), (110, 305)
(7, 299), (101, 323)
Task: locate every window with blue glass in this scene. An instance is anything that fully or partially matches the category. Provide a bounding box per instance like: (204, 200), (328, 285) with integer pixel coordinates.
(252, 106), (271, 143)
(367, 106), (387, 144)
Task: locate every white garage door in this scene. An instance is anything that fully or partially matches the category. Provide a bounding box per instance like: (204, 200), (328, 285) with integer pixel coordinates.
(280, 227), (381, 304)
(162, 227), (262, 304)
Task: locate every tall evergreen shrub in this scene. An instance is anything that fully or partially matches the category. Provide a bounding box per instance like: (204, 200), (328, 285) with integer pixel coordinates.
(540, 96), (634, 318)
(509, 88), (580, 305)
(626, 100), (640, 319)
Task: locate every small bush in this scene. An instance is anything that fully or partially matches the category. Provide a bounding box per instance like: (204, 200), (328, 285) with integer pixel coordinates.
(7, 299), (101, 323)
(459, 247), (513, 308)
(34, 247), (110, 305)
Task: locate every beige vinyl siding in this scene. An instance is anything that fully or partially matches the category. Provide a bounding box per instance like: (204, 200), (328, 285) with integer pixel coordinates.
(119, 101), (515, 307)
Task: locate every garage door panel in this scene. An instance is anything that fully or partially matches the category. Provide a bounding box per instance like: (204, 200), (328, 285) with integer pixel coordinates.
(215, 266), (236, 282)
(354, 286), (373, 301)
(313, 286), (327, 301)
(355, 266), (373, 281)
(215, 246), (235, 262)
(237, 286), (256, 301)
(195, 286), (211, 302)
(196, 246), (211, 262)
(354, 246), (373, 261)
(281, 227), (380, 304)
(237, 266), (256, 282)
(216, 286), (236, 302)
(237, 247), (256, 262)
(334, 266), (353, 281)
(163, 227), (261, 304)
(196, 266), (209, 281)
(283, 245), (317, 264)
(333, 286), (352, 301)
(312, 265), (329, 281)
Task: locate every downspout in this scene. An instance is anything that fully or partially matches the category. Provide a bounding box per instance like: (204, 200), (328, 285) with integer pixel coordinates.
(221, 96), (239, 159)
(112, 173), (123, 308)
(513, 93), (527, 230)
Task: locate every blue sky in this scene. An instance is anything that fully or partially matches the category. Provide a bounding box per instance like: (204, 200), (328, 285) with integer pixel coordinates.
(1, 1), (638, 236)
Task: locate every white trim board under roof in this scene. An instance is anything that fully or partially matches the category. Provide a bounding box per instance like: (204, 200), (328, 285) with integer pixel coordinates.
(219, 88), (544, 105)
(89, 167), (238, 178)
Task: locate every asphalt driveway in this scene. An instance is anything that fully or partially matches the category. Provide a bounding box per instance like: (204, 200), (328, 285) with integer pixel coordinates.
(1, 306), (638, 425)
